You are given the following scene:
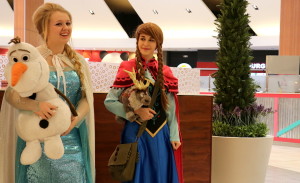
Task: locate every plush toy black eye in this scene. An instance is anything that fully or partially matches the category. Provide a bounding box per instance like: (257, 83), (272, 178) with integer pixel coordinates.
(23, 56), (28, 61)
(22, 54), (30, 61)
(13, 57), (18, 62)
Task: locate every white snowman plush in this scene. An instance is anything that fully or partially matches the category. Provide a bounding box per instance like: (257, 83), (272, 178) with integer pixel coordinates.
(4, 37), (74, 165)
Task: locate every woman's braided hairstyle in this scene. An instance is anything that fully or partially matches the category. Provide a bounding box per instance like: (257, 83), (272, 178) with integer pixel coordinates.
(32, 3), (86, 96)
(135, 23), (168, 110)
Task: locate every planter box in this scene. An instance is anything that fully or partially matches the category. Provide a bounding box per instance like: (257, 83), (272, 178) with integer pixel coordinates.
(212, 135), (273, 183)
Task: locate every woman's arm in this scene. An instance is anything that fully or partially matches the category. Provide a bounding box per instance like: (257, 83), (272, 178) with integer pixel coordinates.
(62, 96), (89, 136)
(167, 92), (181, 150)
(5, 87), (57, 119)
(104, 88), (127, 119)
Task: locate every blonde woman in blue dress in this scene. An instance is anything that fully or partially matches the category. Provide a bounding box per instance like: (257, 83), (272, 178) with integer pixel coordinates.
(0, 3), (95, 183)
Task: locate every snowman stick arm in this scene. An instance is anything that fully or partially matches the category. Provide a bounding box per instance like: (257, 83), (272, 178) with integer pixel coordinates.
(54, 88), (78, 116)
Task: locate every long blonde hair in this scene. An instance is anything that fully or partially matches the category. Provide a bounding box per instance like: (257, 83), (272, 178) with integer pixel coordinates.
(135, 22), (168, 110)
(32, 3), (85, 96)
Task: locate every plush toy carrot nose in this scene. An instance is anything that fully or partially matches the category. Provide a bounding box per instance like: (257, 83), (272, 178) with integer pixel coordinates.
(11, 62), (28, 86)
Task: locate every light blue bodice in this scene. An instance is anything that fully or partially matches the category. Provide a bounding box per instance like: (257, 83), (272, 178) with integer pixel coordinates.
(49, 70), (82, 107)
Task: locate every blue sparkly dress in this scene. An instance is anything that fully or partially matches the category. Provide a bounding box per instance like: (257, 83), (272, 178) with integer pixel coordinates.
(15, 67), (92, 183)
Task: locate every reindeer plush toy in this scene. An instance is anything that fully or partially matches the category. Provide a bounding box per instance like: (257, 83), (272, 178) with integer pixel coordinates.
(117, 68), (151, 123)
(4, 37), (76, 165)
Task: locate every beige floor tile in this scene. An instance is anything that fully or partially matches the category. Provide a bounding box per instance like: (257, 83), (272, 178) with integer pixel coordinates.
(265, 144), (300, 183)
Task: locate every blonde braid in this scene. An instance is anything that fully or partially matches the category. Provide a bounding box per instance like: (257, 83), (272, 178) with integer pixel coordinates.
(156, 46), (168, 111)
(64, 44), (86, 97)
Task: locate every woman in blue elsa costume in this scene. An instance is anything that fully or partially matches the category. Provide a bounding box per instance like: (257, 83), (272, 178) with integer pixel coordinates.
(0, 3), (95, 183)
(104, 22), (184, 183)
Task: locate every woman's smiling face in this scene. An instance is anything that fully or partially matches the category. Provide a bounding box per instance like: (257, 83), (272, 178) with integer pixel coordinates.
(138, 33), (157, 61)
(47, 11), (72, 45)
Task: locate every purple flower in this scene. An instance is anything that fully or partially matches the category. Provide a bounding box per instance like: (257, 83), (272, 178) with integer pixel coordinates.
(213, 102), (273, 124)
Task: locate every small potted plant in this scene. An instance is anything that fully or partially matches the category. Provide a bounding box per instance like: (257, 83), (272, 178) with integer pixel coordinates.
(211, 0), (273, 183)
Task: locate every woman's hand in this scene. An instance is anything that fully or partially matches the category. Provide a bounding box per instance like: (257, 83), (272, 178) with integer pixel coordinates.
(34, 101), (58, 119)
(134, 108), (156, 121)
(171, 141), (181, 150)
(61, 115), (78, 136)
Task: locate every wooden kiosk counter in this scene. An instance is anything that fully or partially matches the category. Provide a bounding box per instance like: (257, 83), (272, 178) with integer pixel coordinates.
(0, 91), (213, 183)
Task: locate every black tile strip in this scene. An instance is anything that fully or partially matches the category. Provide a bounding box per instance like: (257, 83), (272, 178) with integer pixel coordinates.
(104, 0), (143, 38)
(202, 0), (257, 36)
(7, 0), (13, 11)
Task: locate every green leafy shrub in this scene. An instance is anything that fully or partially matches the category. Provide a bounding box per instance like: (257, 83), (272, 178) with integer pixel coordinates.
(212, 103), (272, 137)
(213, 121), (268, 137)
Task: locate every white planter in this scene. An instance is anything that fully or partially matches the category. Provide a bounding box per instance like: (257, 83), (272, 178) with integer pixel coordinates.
(212, 135), (273, 183)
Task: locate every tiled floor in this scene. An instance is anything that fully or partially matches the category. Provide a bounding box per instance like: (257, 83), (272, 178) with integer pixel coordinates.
(265, 142), (300, 183)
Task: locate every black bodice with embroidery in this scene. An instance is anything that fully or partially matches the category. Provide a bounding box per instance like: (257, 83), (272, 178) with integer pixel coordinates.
(146, 83), (167, 137)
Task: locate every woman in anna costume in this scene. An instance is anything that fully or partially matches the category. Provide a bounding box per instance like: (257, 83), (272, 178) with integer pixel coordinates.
(104, 22), (183, 183)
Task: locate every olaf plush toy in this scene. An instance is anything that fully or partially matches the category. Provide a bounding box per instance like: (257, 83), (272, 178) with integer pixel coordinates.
(4, 37), (76, 165)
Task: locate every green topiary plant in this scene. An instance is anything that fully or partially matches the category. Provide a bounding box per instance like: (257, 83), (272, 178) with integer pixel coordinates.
(212, 0), (272, 137)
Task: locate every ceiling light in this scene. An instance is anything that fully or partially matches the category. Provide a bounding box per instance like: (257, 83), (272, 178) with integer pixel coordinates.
(186, 8), (192, 13)
(183, 55), (189, 58)
(89, 10), (95, 15)
(252, 5), (259, 10)
(153, 9), (158, 14)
